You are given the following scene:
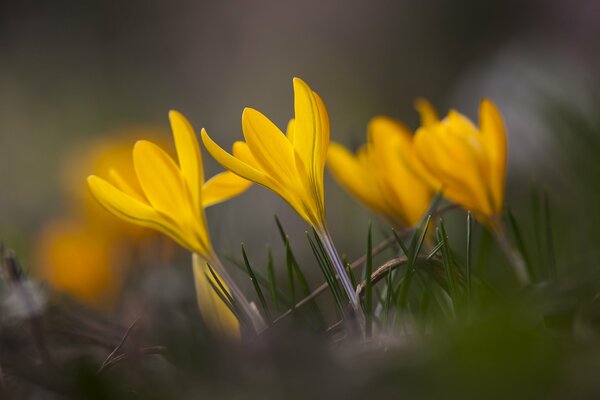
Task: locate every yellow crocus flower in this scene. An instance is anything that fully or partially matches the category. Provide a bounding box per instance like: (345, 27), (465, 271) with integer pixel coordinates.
(201, 78), (362, 315)
(87, 111), (265, 337)
(327, 117), (434, 228)
(413, 99), (507, 230)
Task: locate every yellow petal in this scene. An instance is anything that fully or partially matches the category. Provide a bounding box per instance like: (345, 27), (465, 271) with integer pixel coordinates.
(87, 175), (191, 249)
(202, 130), (307, 219)
(414, 125), (492, 217)
(241, 107), (299, 185)
(201, 129), (272, 188)
(202, 171), (253, 208)
(286, 118), (296, 142)
(414, 98), (440, 128)
(108, 168), (146, 202)
(192, 254), (240, 341)
(327, 142), (387, 215)
(479, 99), (506, 214)
(169, 110), (203, 212)
(368, 117), (433, 226)
(133, 140), (191, 219)
(292, 78), (329, 182)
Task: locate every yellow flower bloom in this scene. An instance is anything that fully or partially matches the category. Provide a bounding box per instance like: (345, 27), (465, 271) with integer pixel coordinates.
(87, 111), (251, 256)
(201, 77), (328, 230)
(327, 117), (434, 228)
(87, 111), (263, 337)
(201, 78), (363, 315)
(413, 99), (507, 229)
(36, 219), (124, 309)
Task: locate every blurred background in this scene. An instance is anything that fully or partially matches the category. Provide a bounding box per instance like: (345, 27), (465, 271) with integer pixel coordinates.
(1, 0), (599, 301)
(1, 0), (600, 398)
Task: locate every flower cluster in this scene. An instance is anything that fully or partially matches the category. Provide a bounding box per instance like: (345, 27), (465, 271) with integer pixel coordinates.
(86, 77), (511, 338)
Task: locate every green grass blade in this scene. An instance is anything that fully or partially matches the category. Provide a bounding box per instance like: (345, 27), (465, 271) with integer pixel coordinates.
(266, 245), (278, 310)
(306, 232), (344, 317)
(241, 244), (271, 321)
(438, 219), (458, 308)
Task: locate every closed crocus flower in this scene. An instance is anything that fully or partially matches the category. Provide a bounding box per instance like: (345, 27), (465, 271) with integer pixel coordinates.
(413, 99), (507, 230)
(201, 78), (362, 316)
(328, 117), (434, 228)
(87, 111), (265, 337)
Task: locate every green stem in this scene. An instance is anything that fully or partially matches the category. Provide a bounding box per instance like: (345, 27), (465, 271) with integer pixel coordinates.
(316, 228), (364, 319)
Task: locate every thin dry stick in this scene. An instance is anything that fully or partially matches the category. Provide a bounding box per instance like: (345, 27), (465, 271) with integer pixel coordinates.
(97, 346), (166, 373)
(97, 317), (140, 374)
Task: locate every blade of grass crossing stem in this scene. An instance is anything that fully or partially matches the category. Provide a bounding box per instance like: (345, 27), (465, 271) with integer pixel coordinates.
(543, 190), (557, 280)
(506, 208), (535, 280)
(311, 228), (348, 303)
(266, 245), (278, 310)
(364, 223), (374, 337)
(438, 219), (458, 307)
(274, 216), (324, 324)
(425, 242), (443, 261)
(204, 264), (250, 329)
(241, 244), (271, 321)
(392, 229), (410, 257)
(396, 216), (432, 315)
(306, 232), (344, 317)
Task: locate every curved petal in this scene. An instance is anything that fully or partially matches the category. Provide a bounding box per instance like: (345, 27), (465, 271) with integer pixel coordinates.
(169, 110), (203, 212)
(414, 98), (440, 128)
(479, 99), (507, 214)
(87, 175), (191, 250)
(108, 168), (146, 202)
(241, 107), (299, 186)
(368, 118), (432, 226)
(201, 129), (271, 188)
(327, 142), (386, 215)
(202, 171), (253, 208)
(133, 140), (191, 220)
(286, 118), (296, 142)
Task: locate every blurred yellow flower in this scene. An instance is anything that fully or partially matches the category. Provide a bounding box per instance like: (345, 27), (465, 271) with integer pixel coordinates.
(36, 219), (124, 309)
(87, 111), (264, 337)
(413, 99), (507, 229)
(201, 78), (362, 315)
(328, 117), (434, 228)
(201, 77), (328, 230)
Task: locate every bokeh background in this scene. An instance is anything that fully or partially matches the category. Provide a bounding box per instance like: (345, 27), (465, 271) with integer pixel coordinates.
(1, 1), (600, 398)
(1, 0), (600, 313)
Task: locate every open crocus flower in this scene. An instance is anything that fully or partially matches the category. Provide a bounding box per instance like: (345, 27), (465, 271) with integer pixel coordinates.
(413, 99), (507, 230)
(327, 117), (434, 228)
(201, 78), (362, 316)
(87, 111), (265, 337)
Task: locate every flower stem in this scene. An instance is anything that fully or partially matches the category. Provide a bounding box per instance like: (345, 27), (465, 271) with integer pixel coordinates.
(492, 226), (530, 286)
(193, 253), (267, 334)
(316, 228), (364, 320)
